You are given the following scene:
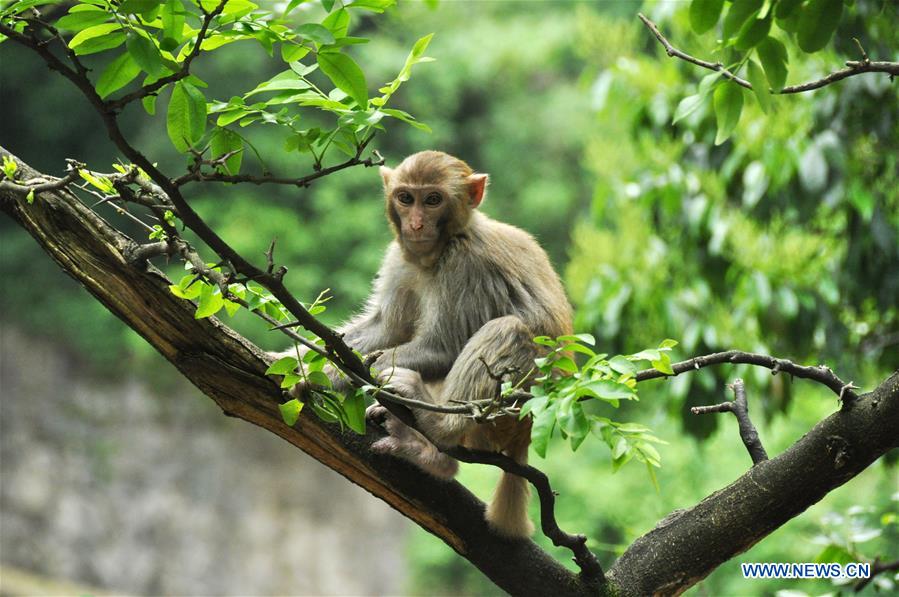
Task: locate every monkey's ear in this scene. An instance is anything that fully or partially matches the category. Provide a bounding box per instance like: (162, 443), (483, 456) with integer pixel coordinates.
(379, 166), (394, 189)
(467, 173), (489, 208)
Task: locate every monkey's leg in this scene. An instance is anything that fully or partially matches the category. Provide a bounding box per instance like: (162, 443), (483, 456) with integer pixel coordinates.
(416, 315), (538, 538)
(440, 315), (538, 538)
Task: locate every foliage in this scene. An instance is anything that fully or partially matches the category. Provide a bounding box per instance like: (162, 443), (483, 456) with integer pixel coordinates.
(1, 0), (432, 168)
(569, 1), (898, 440)
(680, 0), (890, 144)
(520, 335), (671, 482)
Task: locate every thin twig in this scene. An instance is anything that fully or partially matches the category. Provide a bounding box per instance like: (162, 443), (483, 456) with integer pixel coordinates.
(638, 13), (899, 94)
(446, 445), (605, 582)
(173, 140), (384, 187)
(0, 168), (81, 194)
(106, 0), (228, 112)
(635, 350), (859, 402)
(691, 378), (768, 465)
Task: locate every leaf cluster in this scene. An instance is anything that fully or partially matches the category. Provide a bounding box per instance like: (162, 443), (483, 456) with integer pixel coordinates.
(521, 335), (673, 485)
(682, 0), (847, 144)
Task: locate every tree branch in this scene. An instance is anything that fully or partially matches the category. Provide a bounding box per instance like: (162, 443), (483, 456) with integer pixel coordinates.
(855, 558), (899, 593)
(638, 13), (899, 94)
(448, 445), (605, 583)
(691, 378), (769, 465)
(608, 371), (899, 595)
(635, 350), (859, 402)
(105, 0), (228, 112)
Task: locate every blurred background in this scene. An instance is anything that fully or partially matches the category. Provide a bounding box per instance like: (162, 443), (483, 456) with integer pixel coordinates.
(1, 0), (897, 595)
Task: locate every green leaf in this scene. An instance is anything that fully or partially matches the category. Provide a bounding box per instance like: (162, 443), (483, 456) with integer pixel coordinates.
(530, 406), (556, 458)
(775, 0), (803, 18)
(553, 356), (578, 373)
(266, 356), (299, 375)
(557, 333), (595, 346)
(673, 72), (720, 124)
(169, 274), (201, 299)
(797, 0), (843, 53)
(317, 51), (368, 107)
(69, 23), (122, 50)
(26, 189), (35, 204)
(56, 7), (110, 31)
(689, 0), (724, 34)
(757, 36), (788, 90)
(577, 380), (635, 401)
(349, 0), (395, 12)
(126, 32), (165, 77)
(194, 283), (224, 319)
(379, 107), (430, 132)
(608, 355), (637, 376)
(722, 0), (762, 41)
(161, 0), (186, 51)
(297, 23), (335, 45)
(713, 83), (743, 145)
(651, 353), (674, 375)
(209, 127), (243, 174)
(72, 31), (127, 56)
(343, 391), (367, 434)
(119, 0), (162, 14)
(746, 59), (773, 113)
(519, 395), (548, 419)
(307, 370), (332, 388)
(735, 13), (771, 51)
(279, 398), (304, 426)
(564, 403), (590, 452)
(142, 94), (157, 115)
(321, 7), (350, 38)
(95, 52), (141, 99)
(281, 43), (310, 62)
(167, 80), (207, 152)
(631, 348), (661, 361)
(244, 69), (311, 98)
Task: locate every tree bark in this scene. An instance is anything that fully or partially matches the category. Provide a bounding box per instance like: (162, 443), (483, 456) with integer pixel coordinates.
(2, 146), (897, 596)
(608, 371), (898, 595)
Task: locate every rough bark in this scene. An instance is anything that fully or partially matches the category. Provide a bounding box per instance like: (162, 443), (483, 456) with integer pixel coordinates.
(3, 146), (897, 596)
(608, 372), (898, 595)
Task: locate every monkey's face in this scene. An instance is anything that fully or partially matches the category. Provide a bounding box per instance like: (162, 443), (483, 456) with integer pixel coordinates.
(388, 187), (450, 255)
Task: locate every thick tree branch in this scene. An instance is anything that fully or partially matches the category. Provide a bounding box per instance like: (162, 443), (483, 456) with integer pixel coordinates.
(691, 378), (769, 465)
(638, 13), (899, 94)
(608, 371), (898, 595)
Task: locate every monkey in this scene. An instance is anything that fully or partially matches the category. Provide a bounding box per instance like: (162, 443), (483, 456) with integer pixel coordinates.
(282, 151), (572, 538)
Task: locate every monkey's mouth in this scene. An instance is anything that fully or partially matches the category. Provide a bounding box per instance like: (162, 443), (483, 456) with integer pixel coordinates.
(403, 236), (440, 253)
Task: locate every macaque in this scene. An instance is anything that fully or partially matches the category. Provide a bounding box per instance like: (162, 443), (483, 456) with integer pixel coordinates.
(288, 151), (572, 538)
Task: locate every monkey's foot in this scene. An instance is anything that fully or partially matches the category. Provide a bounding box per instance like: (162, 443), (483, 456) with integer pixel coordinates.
(367, 405), (459, 480)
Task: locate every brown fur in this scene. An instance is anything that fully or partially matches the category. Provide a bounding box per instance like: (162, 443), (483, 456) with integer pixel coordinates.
(342, 151), (571, 537)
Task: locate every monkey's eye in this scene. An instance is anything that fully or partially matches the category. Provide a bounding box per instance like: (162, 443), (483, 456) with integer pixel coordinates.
(396, 191), (414, 205)
(424, 192), (442, 206)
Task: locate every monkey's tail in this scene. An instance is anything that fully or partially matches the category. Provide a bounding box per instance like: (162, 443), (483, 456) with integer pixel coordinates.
(485, 430), (535, 539)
